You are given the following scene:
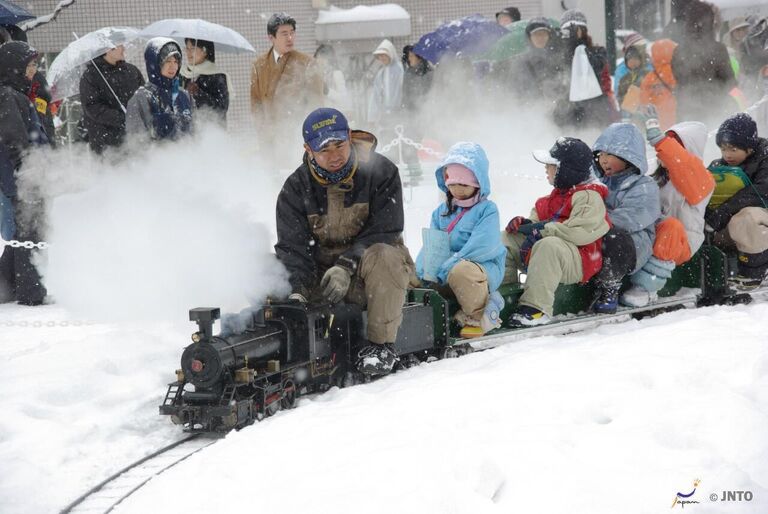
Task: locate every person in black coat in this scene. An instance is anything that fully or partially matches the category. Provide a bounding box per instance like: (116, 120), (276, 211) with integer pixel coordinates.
(705, 113), (768, 289)
(79, 45), (144, 154)
(1, 23), (56, 146)
(180, 38), (229, 123)
(275, 108), (416, 376)
(506, 17), (567, 109)
(0, 41), (50, 305)
(554, 9), (619, 128)
(401, 45), (433, 112)
(671, 0), (736, 127)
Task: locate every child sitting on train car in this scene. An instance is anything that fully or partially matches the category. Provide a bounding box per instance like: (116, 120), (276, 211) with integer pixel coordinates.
(503, 137), (610, 326)
(415, 142), (506, 338)
(620, 109), (715, 306)
(705, 113), (768, 290)
(591, 122), (661, 313)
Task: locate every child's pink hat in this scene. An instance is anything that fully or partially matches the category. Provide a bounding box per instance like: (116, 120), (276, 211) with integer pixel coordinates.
(444, 164), (480, 188)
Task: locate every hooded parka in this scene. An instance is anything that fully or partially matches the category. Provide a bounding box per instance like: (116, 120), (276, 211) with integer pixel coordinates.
(415, 142), (507, 292)
(126, 38), (193, 142)
(593, 123), (661, 273)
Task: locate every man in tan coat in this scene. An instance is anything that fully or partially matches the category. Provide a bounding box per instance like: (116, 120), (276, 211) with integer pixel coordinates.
(250, 13), (323, 161)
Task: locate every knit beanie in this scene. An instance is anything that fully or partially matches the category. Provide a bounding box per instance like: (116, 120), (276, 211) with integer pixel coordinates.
(716, 113), (759, 151)
(444, 164), (480, 188)
(560, 9), (587, 29)
(622, 32), (647, 53)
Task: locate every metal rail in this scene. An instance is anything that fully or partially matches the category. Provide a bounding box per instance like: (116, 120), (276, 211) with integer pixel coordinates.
(60, 434), (218, 513)
(469, 287), (768, 351)
(60, 286), (768, 512)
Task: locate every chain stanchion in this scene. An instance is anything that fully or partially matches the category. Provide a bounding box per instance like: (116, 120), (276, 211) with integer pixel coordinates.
(2, 240), (50, 249)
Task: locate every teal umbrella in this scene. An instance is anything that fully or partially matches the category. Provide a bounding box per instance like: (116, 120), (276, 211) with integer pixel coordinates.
(479, 18), (560, 62)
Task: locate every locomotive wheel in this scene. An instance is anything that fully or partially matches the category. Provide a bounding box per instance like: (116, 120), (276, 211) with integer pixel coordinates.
(281, 379), (297, 409)
(440, 346), (460, 359)
(265, 400), (281, 417)
(402, 354), (422, 369)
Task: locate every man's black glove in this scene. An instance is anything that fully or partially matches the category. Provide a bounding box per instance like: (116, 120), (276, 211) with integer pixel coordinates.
(320, 266), (352, 303)
(704, 207), (730, 233)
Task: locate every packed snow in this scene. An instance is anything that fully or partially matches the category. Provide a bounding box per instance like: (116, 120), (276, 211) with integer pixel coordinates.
(315, 4), (410, 25)
(0, 120), (765, 514)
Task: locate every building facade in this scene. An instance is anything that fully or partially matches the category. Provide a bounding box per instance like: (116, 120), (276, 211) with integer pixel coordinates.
(24, 0), (544, 131)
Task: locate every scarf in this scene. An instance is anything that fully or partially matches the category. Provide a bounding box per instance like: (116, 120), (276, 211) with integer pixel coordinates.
(311, 147), (358, 184)
(180, 60), (234, 97)
(452, 191), (482, 208)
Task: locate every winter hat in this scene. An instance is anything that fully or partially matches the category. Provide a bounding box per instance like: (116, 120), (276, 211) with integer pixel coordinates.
(622, 32), (647, 53)
(533, 137), (593, 189)
(716, 113), (759, 151)
(728, 17), (751, 35)
(525, 17), (553, 38)
(560, 9), (587, 30)
(444, 163), (480, 188)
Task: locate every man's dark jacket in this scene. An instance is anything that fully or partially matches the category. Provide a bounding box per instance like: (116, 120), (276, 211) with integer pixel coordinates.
(79, 56), (144, 153)
(275, 131), (405, 298)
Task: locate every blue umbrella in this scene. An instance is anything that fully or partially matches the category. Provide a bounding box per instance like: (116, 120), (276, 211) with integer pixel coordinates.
(412, 14), (508, 65)
(0, 0), (34, 26)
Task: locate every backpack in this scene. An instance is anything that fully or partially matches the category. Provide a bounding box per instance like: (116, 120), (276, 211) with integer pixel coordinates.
(708, 164), (751, 208)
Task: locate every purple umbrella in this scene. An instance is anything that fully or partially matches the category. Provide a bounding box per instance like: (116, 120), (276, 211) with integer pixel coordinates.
(412, 14), (508, 65)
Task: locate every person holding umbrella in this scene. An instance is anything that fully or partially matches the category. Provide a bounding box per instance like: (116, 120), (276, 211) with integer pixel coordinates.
(126, 37), (193, 142)
(79, 43), (144, 154)
(180, 38), (229, 123)
(0, 40), (49, 305)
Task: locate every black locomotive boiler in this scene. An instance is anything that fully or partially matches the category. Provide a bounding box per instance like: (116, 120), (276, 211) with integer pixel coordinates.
(160, 297), (441, 432)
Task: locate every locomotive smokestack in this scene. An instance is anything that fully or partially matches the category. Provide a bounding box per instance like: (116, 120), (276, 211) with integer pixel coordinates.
(189, 308), (221, 340)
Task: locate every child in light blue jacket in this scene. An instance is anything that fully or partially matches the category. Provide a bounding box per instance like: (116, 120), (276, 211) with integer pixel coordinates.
(592, 122), (661, 313)
(415, 142), (506, 337)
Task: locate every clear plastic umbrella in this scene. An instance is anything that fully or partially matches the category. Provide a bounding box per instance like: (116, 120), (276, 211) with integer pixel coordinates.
(47, 26), (141, 102)
(139, 18), (255, 54)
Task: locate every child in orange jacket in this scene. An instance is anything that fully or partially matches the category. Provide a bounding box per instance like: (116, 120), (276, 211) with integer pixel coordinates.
(639, 39), (678, 130)
(621, 108), (715, 306)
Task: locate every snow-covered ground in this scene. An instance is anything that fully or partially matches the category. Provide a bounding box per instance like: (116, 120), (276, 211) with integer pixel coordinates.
(1, 123), (764, 513)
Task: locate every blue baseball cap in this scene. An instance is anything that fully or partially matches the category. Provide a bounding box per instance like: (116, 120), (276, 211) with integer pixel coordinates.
(302, 108), (350, 151)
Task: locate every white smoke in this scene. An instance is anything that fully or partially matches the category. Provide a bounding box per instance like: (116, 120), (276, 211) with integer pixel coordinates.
(20, 123), (291, 321)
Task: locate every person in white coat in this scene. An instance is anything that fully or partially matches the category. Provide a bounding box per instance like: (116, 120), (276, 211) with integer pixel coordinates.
(368, 39), (403, 130)
(621, 110), (715, 306)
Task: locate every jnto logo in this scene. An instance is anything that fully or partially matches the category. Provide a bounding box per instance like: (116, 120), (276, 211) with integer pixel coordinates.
(671, 479), (701, 509)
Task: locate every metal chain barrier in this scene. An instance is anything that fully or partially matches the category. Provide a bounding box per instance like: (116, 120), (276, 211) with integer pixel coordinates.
(3, 319), (95, 328)
(379, 125), (545, 181)
(1, 240), (50, 249)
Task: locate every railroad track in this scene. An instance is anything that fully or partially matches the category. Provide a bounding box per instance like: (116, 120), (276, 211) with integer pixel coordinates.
(469, 286), (768, 351)
(60, 286), (768, 512)
(60, 434), (218, 513)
